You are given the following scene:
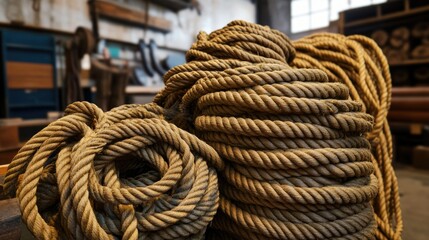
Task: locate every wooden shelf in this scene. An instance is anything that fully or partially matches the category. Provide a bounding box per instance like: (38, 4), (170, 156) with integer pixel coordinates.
(94, 0), (172, 32)
(103, 37), (187, 53)
(149, 0), (191, 12)
(392, 87), (429, 97)
(0, 22), (73, 37)
(339, 0), (429, 33)
(390, 59), (429, 67)
(125, 85), (163, 95)
(344, 5), (429, 28)
(0, 22), (187, 52)
(91, 85), (163, 95)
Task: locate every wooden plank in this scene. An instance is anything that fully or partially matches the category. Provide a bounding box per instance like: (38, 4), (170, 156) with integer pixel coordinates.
(391, 97), (429, 111)
(0, 22), (73, 37)
(125, 86), (163, 95)
(390, 58), (429, 67)
(7, 62), (53, 89)
(0, 118), (51, 165)
(0, 164), (8, 175)
(0, 118), (51, 127)
(0, 147), (20, 165)
(95, 0), (172, 32)
(0, 198), (21, 240)
(0, 22), (185, 52)
(392, 87), (429, 97)
(91, 85), (163, 95)
(0, 125), (19, 150)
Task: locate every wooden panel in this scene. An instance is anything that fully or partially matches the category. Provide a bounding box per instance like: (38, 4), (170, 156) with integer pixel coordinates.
(392, 87), (429, 97)
(95, 0), (172, 32)
(0, 149), (19, 165)
(0, 118), (51, 127)
(0, 126), (19, 150)
(7, 62), (53, 89)
(0, 164), (8, 175)
(391, 97), (429, 111)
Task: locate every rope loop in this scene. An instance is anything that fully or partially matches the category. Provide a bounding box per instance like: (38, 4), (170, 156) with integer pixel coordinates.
(4, 103), (220, 240)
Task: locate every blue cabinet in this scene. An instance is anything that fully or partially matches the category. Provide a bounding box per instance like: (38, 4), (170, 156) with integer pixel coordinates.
(0, 29), (58, 119)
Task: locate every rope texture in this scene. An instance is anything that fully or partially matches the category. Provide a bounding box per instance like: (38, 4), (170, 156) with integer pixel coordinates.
(155, 20), (379, 239)
(1, 20), (400, 240)
(2, 102), (221, 240)
(293, 33), (402, 240)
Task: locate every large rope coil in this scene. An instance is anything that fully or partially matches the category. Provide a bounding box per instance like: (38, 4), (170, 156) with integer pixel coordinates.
(155, 20), (379, 239)
(293, 33), (402, 240)
(2, 102), (221, 240)
(1, 20), (401, 240)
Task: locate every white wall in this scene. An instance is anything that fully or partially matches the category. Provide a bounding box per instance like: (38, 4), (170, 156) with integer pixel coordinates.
(0, 0), (256, 50)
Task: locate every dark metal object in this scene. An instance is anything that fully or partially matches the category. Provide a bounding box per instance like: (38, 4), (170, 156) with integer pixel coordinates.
(138, 39), (155, 77)
(148, 39), (168, 76)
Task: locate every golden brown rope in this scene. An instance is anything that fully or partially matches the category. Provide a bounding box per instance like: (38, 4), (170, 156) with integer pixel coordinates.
(293, 33), (402, 240)
(155, 20), (379, 239)
(2, 102), (221, 240)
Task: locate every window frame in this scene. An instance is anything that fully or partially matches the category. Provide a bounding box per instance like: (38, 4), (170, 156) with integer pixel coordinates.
(291, 0), (387, 33)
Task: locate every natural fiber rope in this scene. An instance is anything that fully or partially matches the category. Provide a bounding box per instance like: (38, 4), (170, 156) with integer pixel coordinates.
(2, 101), (221, 239)
(293, 33), (402, 240)
(1, 20), (400, 240)
(155, 20), (378, 239)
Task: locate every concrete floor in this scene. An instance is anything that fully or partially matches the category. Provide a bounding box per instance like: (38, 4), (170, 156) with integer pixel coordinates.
(395, 164), (429, 240)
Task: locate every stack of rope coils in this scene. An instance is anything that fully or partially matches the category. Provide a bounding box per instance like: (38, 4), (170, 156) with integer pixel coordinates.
(292, 33), (402, 240)
(2, 101), (222, 239)
(155, 20), (379, 239)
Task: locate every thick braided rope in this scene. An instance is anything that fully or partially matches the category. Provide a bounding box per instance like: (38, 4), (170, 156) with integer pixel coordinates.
(155, 20), (378, 239)
(2, 101), (221, 240)
(293, 33), (402, 240)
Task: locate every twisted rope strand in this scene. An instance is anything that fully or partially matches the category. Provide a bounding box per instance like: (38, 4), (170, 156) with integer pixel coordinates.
(3, 102), (220, 239)
(155, 20), (380, 239)
(2, 20), (400, 240)
(293, 33), (402, 240)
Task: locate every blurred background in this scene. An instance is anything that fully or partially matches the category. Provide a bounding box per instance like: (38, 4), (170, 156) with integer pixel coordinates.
(0, 1), (428, 239)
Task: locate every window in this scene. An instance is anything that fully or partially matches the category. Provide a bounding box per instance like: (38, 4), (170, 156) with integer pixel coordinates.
(291, 0), (387, 33)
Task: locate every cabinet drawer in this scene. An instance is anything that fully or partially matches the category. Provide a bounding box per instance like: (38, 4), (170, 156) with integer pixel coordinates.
(8, 89), (56, 106)
(7, 62), (54, 89)
(4, 30), (53, 47)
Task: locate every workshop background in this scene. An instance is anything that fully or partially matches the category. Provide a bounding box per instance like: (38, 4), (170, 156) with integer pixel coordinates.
(0, 0), (428, 239)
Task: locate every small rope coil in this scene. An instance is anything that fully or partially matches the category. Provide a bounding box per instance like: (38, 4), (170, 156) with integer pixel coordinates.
(293, 33), (402, 240)
(155, 20), (379, 239)
(2, 102), (221, 240)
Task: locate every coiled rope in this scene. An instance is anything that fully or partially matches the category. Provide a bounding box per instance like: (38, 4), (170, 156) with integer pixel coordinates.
(293, 33), (402, 240)
(155, 20), (379, 239)
(2, 102), (221, 239)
